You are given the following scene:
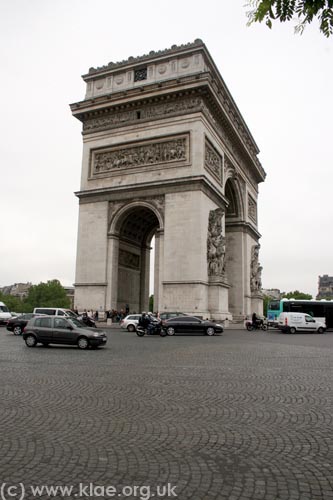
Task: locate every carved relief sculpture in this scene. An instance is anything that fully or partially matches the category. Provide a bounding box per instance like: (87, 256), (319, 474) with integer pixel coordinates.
(207, 208), (226, 278)
(248, 194), (257, 224)
(205, 138), (222, 184)
(119, 249), (140, 269)
(250, 244), (262, 292)
(83, 97), (203, 134)
(92, 135), (187, 175)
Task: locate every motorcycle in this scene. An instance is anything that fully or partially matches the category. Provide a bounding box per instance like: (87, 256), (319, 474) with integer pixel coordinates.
(77, 314), (97, 328)
(136, 318), (167, 337)
(245, 320), (268, 331)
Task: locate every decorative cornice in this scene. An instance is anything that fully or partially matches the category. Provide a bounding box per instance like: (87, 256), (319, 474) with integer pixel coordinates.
(84, 39), (205, 76)
(225, 220), (261, 240)
(75, 175), (229, 210)
(74, 282), (107, 287)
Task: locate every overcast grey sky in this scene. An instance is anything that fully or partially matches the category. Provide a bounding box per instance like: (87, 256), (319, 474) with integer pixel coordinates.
(0, 0), (332, 298)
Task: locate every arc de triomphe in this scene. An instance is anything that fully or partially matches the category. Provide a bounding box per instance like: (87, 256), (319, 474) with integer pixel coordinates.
(71, 40), (266, 321)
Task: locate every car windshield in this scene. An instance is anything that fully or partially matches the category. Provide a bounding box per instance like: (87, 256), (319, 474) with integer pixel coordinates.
(0, 305), (9, 312)
(69, 318), (85, 328)
(66, 310), (78, 318)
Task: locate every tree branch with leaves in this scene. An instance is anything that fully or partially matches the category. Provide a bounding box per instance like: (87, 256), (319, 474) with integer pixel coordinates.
(246, 0), (333, 37)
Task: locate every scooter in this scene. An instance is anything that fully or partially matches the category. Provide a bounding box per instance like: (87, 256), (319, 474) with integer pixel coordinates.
(245, 320), (268, 331)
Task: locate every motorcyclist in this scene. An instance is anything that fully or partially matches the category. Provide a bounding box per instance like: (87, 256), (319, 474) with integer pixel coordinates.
(146, 312), (158, 335)
(252, 312), (263, 329)
(138, 312), (148, 328)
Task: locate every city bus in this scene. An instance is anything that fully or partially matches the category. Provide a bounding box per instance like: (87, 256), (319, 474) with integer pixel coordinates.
(267, 299), (333, 328)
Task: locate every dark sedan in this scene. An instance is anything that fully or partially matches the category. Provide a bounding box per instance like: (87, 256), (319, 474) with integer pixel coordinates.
(162, 316), (223, 336)
(6, 313), (41, 335)
(23, 316), (107, 349)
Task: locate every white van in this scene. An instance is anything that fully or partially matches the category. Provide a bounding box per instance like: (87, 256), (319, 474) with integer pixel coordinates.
(278, 312), (326, 334)
(0, 301), (12, 325)
(33, 307), (77, 318)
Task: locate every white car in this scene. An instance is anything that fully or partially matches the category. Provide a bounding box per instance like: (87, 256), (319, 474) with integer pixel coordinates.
(120, 314), (141, 332)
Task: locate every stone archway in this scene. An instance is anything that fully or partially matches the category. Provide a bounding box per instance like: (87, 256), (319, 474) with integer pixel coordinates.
(109, 202), (162, 313)
(224, 176), (245, 320)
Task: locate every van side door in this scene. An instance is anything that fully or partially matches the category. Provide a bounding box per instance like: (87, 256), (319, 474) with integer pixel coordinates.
(304, 315), (317, 331)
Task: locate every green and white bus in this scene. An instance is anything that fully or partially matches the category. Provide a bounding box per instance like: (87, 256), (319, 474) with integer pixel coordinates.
(267, 298), (333, 328)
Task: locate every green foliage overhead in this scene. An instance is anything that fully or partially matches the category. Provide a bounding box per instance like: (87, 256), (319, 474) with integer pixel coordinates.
(282, 290), (313, 300)
(246, 0), (333, 37)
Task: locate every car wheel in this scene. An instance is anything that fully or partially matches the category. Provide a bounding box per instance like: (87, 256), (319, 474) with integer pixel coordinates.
(318, 327), (325, 334)
(127, 324), (135, 332)
(25, 335), (37, 347)
(289, 327), (296, 334)
(13, 326), (22, 335)
(166, 326), (175, 336)
(77, 336), (90, 349)
(206, 327), (215, 336)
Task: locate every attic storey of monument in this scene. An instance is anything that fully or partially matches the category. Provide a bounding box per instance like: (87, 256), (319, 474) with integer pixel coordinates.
(71, 39), (266, 320)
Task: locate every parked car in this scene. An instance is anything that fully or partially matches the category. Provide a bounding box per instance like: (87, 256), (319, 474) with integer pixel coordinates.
(162, 316), (223, 336)
(23, 316), (107, 349)
(120, 314), (142, 332)
(6, 313), (44, 335)
(159, 311), (186, 321)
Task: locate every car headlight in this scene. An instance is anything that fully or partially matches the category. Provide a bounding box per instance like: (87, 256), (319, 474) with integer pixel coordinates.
(93, 332), (100, 337)
(215, 323), (222, 328)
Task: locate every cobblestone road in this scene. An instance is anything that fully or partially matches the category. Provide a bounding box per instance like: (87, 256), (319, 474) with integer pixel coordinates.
(0, 326), (333, 500)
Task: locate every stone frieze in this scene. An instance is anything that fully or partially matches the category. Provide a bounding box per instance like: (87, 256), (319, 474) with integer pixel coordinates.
(92, 135), (188, 175)
(83, 97), (203, 133)
(119, 249), (140, 269)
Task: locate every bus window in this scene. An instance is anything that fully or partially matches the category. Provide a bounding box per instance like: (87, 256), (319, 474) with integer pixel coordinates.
(282, 302), (292, 312)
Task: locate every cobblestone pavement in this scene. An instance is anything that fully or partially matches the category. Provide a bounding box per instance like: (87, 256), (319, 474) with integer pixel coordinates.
(0, 326), (333, 500)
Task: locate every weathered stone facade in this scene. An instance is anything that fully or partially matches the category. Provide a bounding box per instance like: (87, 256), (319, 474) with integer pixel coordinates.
(71, 40), (266, 320)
